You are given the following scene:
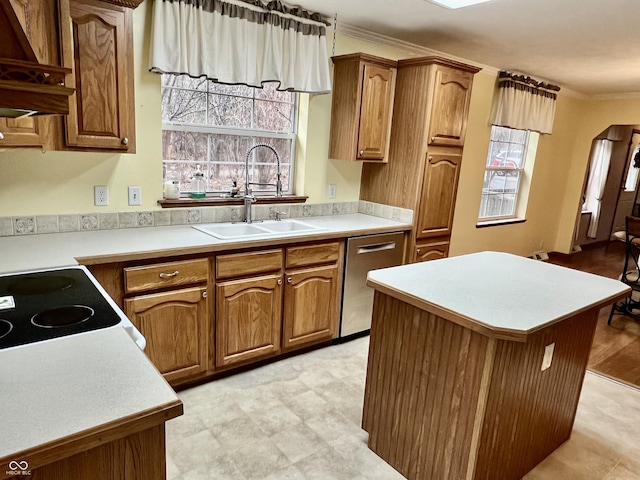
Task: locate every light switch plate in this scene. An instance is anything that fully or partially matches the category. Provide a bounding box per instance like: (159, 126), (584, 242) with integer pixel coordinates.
(128, 186), (142, 206)
(541, 342), (555, 371)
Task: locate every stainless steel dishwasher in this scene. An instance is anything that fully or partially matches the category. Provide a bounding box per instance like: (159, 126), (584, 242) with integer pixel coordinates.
(340, 232), (405, 338)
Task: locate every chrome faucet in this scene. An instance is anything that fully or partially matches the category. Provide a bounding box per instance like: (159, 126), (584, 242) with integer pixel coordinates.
(241, 144), (282, 223)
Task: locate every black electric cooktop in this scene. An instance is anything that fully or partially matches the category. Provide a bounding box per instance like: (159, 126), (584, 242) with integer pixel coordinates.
(0, 267), (122, 349)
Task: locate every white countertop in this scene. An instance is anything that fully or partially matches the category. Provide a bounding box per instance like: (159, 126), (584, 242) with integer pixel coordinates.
(0, 214), (410, 273)
(367, 251), (630, 339)
(0, 327), (181, 460)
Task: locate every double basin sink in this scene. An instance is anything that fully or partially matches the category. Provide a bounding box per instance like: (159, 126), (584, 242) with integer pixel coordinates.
(193, 219), (326, 240)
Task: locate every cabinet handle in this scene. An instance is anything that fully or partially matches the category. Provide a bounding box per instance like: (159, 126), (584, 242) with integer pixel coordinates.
(277, 278), (282, 285)
(121, 137), (129, 145)
(159, 270), (179, 278)
(287, 277), (292, 283)
(202, 291), (208, 298)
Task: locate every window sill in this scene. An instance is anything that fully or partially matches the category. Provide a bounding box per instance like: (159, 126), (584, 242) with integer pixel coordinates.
(158, 195), (308, 209)
(476, 218), (526, 228)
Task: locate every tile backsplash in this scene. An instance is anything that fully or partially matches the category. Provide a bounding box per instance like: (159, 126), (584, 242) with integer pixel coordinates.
(0, 201), (412, 237)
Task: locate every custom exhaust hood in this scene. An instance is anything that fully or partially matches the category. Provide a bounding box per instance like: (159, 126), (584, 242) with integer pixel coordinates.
(0, 1), (74, 118)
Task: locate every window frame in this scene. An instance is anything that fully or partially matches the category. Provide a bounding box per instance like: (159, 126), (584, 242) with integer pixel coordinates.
(161, 76), (298, 197)
(478, 126), (531, 222)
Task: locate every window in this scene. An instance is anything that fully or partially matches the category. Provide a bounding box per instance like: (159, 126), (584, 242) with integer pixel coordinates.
(624, 146), (640, 192)
(161, 75), (297, 196)
(479, 126), (530, 220)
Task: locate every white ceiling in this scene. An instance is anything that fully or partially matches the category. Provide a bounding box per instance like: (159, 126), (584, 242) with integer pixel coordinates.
(295, 0), (640, 97)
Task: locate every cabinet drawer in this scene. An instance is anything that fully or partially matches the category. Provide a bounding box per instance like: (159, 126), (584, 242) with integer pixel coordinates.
(216, 249), (283, 280)
(414, 241), (449, 263)
(286, 242), (341, 268)
(124, 259), (209, 294)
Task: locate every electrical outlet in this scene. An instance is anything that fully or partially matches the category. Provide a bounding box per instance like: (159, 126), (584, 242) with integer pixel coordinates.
(128, 186), (142, 206)
(94, 186), (109, 206)
(328, 183), (337, 199)
(541, 343), (555, 371)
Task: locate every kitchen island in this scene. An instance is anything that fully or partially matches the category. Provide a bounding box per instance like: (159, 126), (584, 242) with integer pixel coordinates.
(0, 328), (182, 480)
(362, 251), (629, 480)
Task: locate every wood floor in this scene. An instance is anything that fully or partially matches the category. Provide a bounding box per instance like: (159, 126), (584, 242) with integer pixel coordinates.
(548, 241), (640, 388)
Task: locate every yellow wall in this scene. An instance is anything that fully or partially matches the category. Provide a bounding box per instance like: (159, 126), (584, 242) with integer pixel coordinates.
(2, 2), (640, 258)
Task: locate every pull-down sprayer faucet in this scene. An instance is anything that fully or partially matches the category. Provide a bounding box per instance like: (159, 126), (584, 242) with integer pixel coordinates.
(241, 144), (282, 223)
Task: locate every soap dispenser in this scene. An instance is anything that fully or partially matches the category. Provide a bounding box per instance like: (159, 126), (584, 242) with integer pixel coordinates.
(191, 165), (206, 199)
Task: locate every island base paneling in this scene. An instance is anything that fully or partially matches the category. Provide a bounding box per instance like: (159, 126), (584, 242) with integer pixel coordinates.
(362, 291), (600, 480)
(30, 424), (166, 480)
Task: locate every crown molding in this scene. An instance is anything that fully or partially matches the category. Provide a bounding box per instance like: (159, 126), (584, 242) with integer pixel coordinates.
(335, 23), (640, 100)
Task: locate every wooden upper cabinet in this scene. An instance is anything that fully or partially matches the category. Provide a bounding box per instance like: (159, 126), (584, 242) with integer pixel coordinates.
(416, 152), (462, 239)
(428, 66), (474, 147)
(60, 0), (135, 152)
(329, 53), (397, 162)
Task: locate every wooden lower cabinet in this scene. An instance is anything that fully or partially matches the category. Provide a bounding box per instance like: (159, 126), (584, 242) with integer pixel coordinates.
(414, 240), (450, 263)
(283, 264), (339, 351)
(125, 286), (208, 383)
(215, 274), (282, 367)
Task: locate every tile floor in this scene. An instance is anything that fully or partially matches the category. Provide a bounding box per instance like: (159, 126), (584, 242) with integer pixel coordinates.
(166, 337), (640, 480)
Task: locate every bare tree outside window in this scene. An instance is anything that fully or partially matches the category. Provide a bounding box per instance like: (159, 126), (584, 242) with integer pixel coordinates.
(161, 75), (296, 195)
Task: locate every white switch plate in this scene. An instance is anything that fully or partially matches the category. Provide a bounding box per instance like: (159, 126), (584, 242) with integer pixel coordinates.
(328, 183), (337, 199)
(94, 185), (109, 206)
(128, 186), (142, 206)
(541, 342), (555, 371)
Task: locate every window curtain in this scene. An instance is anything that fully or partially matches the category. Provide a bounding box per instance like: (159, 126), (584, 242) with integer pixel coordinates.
(491, 71), (560, 134)
(149, 0), (332, 94)
(583, 139), (613, 238)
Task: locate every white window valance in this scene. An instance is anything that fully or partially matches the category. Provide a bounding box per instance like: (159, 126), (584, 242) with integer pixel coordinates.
(149, 0), (332, 94)
(491, 71), (560, 134)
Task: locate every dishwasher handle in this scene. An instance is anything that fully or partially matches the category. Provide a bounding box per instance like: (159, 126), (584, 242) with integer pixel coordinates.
(356, 242), (397, 254)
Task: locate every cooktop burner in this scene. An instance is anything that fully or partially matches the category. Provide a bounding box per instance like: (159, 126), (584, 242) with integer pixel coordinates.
(0, 319), (12, 339)
(31, 305), (94, 328)
(0, 268), (122, 349)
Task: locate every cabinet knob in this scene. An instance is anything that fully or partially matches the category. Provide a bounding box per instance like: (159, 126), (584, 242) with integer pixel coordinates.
(159, 270), (179, 278)
(287, 277), (292, 283)
(359, 150), (364, 156)
(202, 291), (208, 298)
(430, 137), (435, 142)
(417, 249), (421, 254)
(121, 137), (129, 145)
(277, 278), (282, 285)
(0, 132), (4, 140)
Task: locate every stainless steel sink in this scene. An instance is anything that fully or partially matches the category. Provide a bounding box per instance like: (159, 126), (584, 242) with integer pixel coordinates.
(193, 219), (325, 239)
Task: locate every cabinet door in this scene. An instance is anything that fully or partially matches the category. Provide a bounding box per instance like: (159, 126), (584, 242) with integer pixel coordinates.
(283, 265), (339, 351)
(428, 66), (474, 147)
(62, 0), (134, 151)
(357, 63), (396, 161)
(414, 241), (449, 263)
(216, 274), (282, 367)
(124, 286), (208, 383)
(416, 153), (462, 239)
